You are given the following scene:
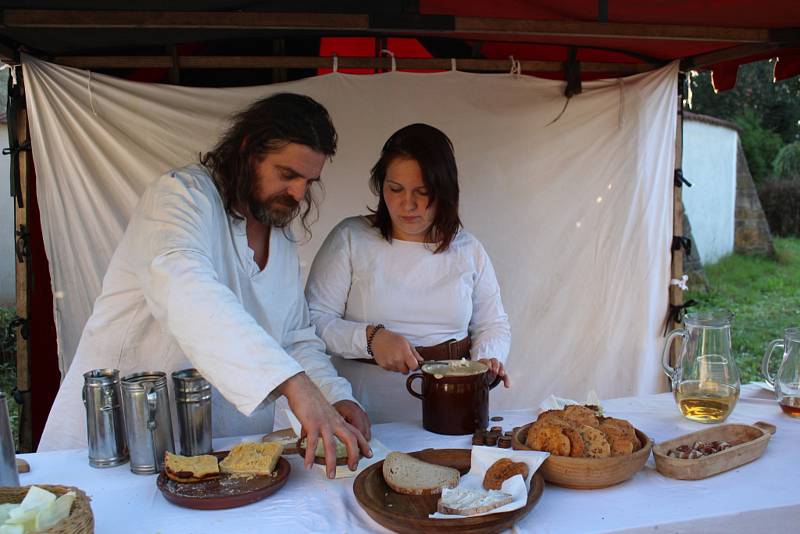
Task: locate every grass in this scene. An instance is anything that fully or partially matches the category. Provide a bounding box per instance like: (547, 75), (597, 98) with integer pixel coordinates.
(685, 237), (800, 383)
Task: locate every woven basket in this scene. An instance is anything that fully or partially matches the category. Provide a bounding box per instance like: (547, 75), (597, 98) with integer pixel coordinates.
(0, 484), (93, 534)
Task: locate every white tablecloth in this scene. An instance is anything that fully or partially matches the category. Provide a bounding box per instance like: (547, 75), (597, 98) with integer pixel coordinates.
(19, 384), (799, 533)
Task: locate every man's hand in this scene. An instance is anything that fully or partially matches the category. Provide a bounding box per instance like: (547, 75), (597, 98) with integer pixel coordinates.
(333, 400), (372, 441)
(279, 373), (372, 478)
(478, 358), (511, 388)
(368, 327), (423, 374)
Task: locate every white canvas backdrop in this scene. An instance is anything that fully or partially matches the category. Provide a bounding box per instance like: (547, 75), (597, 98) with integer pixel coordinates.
(23, 54), (676, 410)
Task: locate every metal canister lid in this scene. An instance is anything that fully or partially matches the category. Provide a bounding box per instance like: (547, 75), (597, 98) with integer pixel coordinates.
(83, 368), (121, 387)
(121, 371), (167, 390)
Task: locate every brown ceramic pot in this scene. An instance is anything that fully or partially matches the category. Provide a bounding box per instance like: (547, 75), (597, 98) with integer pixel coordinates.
(406, 360), (502, 435)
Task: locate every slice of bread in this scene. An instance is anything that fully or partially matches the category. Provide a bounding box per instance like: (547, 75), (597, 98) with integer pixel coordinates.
(382, 452), (460, 495)
(219, 442), (283, 476)
(437, 487), (514, 516)
(164, 451), (220, 483)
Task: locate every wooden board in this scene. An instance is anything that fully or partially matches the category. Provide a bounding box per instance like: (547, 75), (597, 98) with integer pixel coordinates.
(353, 448), (544, 534)
(652, 421), (775, 480)
(261, 428), (299, 455)
(156, 451), (290, 510)
(511, 423), (653, 489)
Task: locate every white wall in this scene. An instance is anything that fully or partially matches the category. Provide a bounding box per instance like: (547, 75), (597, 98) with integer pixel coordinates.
(682, 119), (738, 265)
(0, 122), (13, 306)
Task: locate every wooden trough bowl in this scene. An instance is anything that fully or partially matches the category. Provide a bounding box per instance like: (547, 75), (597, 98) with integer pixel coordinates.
(512, 423), (653, 489)
(651, 421), (775, 480)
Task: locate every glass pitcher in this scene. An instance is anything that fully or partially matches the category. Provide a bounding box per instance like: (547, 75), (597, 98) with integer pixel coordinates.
(661, 310), (741, 423)
(762, 327), (800, 417)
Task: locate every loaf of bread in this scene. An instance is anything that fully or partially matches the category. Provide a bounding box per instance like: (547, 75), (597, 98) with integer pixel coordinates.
(219, 442), (283, 476)
(382, 452), (460, 495)
(482, 458), (529, 490)
(525, 406), (641, 458)
(437, 487), (513, 516)
(164, 451), (220, 483)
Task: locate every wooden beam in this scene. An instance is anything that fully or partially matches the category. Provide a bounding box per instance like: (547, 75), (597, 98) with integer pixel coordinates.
(53, 54), (656, 74)
(13, 102), (33, 453)
(3, 9), (781, 44)
(3, 10), (369, 30)
(453, 17), (771, 43)
(680, 42), (792, 70)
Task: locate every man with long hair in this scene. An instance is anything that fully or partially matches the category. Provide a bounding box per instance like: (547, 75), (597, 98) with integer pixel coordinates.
(40, 94), (371, 477)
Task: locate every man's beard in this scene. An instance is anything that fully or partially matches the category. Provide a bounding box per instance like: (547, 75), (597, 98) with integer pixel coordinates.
(249, 192), (301, 228)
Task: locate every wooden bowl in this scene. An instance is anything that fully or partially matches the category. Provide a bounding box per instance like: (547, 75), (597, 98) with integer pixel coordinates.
(512, 423), (653, 489)
(652, 421), (775, 480)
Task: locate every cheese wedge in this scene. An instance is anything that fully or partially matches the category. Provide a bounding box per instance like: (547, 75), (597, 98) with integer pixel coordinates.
(219, 442), (283, 476)
(164, 451), (220, 483)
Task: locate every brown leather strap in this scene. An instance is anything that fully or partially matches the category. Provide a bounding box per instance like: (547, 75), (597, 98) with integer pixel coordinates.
(354, 336), (471, 365)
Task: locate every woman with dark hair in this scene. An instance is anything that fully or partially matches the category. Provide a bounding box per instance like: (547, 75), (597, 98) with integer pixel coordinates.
(306, 123), (511, 423)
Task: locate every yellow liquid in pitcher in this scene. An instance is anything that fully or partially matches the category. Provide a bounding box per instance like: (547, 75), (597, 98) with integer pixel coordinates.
(675, 381), (739, 423)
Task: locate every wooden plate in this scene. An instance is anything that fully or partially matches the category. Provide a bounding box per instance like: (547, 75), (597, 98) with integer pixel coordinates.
(353, 448), (544, 534)
(261, 428), (299, 455)
(157, 451), (291, 510)
(652, 421), (775, 480)
(512, 423), (653, 489)
(296, 438), (360, 466)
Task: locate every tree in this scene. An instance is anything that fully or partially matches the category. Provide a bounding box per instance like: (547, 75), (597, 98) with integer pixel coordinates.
(687, 60), (800, 144)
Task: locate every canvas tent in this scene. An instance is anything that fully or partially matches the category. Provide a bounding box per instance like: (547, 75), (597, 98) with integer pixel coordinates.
(1, 2), (799, 451)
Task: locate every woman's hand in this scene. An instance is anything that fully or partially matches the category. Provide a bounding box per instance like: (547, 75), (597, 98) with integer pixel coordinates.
(368, 326), (424, 374)
(479, 358), (511, 388)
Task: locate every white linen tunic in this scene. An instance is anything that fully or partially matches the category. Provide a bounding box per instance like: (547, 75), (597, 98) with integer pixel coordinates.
(39, 165), (356, 451)
(305, 216), (510, 423)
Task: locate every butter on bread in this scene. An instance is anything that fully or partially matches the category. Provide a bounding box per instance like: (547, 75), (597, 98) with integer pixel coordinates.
(164, 451), (220, 483)
(219, 442), (283, 476)
(437, 487), (513, 516)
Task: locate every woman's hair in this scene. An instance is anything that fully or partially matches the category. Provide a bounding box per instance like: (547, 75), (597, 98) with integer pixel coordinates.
(200, 93), (337, 238)
(369, 123), (462, 253)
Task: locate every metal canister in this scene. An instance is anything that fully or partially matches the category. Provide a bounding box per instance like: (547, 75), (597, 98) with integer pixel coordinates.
(121, 371), (175, 475)
(172, 368), (212, 456)
(82, 369), (128, 468)
(0, 393), (19, 486)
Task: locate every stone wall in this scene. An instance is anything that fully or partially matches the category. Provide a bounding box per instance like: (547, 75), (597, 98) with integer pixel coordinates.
(734, 138), (775, 257)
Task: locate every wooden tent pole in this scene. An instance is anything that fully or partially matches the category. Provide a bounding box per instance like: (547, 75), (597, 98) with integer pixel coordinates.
(668, 73), (686, 375)
(11, 70), (33, 452)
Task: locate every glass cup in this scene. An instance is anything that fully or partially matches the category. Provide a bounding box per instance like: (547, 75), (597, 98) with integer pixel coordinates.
(762, 327), (800, 417)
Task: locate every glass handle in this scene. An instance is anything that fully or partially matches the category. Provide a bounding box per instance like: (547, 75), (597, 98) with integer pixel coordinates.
(661, 329), (687, 378)
(761, 339), (783, 387)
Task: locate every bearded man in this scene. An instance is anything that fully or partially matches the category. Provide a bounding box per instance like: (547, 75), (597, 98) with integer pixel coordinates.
(40, 94), (371, 477)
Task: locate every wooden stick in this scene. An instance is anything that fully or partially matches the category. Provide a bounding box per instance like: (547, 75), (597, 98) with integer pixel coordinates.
(3, 10), (775, 44)
(52, 55), (656, 74)
(13, 98), (33, 453)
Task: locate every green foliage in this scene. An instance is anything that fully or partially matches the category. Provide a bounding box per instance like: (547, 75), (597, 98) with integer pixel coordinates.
(772, 142), (800, 180)
(685, 238), (800, 383)
(733, 109), (784, 182)
(0, 308), (18, 450)
(687, 61), (800, 143)
(759, 180), (800, 236)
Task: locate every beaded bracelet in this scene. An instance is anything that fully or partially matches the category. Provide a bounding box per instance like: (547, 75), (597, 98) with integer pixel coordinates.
(366, 324), (385, 358)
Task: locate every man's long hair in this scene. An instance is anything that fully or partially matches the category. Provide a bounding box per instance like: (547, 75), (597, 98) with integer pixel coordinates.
(201, 93), (337, 239)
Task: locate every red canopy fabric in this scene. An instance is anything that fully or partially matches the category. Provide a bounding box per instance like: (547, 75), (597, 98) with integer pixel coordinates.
(322, 1), (800, 90)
